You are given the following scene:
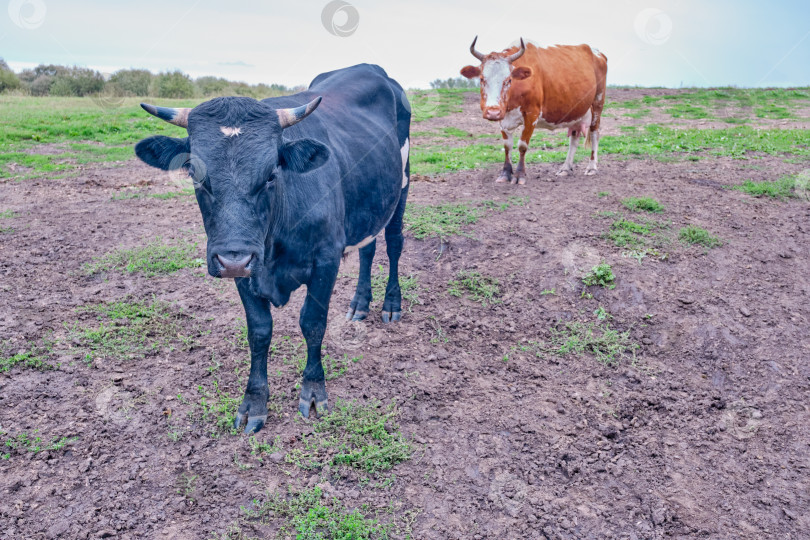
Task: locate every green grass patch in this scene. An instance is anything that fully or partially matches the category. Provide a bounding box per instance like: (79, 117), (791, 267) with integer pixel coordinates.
(0, 339), (55, 373)
(404, 202), (483, 240)
(448, 270), (501, 306)
(408, 88), (466, 122)
(285, 400), (412, 474)
(678, 226), (722, 248)
(582, 262), (616, 289)
(537, 321), (639, 366)
(0, 210), (18, 218)
(2, 429), (78, 460)
(729, 175), (802, 199)
(243, 486), (398, 540)
(666, 103), (711, 119)
(84, 237), (204, 276)
(621, 196), (665, 213)
(69, 298), (197, 365)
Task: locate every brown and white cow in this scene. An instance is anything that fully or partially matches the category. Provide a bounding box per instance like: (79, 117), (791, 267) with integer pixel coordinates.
(461, 37), (608, 183)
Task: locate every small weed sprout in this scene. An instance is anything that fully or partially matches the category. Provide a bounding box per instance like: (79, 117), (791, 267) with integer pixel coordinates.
(582, 263), (616, 289)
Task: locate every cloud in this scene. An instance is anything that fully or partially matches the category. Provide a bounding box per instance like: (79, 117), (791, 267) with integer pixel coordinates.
(216, 61), (254, 67)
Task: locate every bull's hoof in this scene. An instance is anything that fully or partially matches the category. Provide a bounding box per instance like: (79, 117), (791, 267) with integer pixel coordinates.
(234, 389), (269, 433)
(381, 310), (402, 323)
(234, 413), (267, 434)
(345, 307), (368, 321)
(298, 379), (329, 419)
(512, 175), (526, 185)
(584, 166), (598, 176)
(556, 167), (573, 177)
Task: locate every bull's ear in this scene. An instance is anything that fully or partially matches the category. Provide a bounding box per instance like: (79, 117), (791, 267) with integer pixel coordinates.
(511, 66), (532, 80)
(135, 136), (189, 170)
(279, 138), (330, 174)
(460, 65), (481, 79)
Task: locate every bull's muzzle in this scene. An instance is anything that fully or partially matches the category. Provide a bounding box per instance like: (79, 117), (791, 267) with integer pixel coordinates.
(484, 107), (504, 121)
(215, 253), (254, 278)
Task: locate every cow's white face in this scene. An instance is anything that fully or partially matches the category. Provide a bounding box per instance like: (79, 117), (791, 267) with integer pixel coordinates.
(482, 59), (511, 117)
(461, 53), (532, 122)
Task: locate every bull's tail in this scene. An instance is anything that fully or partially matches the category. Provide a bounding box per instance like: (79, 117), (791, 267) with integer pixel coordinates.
(585, 129), (592, 149)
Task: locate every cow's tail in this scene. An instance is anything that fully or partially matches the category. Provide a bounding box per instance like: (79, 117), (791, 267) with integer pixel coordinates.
(585, 129), (592, 149)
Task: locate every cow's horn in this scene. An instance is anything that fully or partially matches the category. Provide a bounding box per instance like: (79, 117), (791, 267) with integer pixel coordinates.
(470, 35), (485, 61)
(140, 103), (191, 128)
(506, 38), (526, 63)
(277, 96), (323, 129)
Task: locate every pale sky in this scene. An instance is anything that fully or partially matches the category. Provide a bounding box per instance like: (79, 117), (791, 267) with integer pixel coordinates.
(2, 0), (808, 89)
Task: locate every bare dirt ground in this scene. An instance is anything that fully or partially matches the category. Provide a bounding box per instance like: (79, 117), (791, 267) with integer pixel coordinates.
(1, 91), (810, 540)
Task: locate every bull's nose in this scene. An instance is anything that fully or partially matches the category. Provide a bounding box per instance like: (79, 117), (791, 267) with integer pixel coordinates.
(215, 253), (254, 278)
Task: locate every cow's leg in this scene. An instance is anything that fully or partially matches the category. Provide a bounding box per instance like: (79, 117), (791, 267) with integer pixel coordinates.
(556, 129), (580, 176)
(513, 118), (537, 185)
(346, 240), (376, 321)
(496, 130), (514, 183)
(298, 260), (340, 418)
(585, 130), (600, 175)
(381, 184), (409, 323)
(234, 277), (273, 434)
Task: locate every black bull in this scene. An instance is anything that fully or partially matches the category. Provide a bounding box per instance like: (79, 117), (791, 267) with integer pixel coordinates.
(135, 64), (411, 433)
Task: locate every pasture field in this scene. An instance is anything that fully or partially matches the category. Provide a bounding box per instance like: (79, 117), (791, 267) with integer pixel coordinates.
(1, 87), (810, 539)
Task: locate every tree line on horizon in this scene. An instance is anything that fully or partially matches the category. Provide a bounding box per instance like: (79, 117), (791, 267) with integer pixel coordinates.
(0, 59), (301, 99)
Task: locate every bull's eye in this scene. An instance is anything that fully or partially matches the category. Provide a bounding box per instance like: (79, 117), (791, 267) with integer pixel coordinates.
(266, 167), (280, 187)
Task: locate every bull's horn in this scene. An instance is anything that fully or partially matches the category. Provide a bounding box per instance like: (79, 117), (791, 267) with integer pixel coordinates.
(140, 103), (191, 128)
(470, 35), (485, 61)
(277, 96), (323, 129)
(506, 38), (526, 63)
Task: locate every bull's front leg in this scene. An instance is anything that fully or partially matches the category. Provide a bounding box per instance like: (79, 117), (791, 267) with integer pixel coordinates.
(298, 260), (340, 418)
(234, 277), (273, 434)
(496, 129), (514, 183)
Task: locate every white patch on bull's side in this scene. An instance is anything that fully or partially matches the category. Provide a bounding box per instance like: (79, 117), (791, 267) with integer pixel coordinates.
(482, 59), (511, 108)
(220, 126), (242, 137)
(499, 107), (523, 132)
(595, 92), (603, 102)
(343, 235), (375, 255)
(400, 138), (409, 188)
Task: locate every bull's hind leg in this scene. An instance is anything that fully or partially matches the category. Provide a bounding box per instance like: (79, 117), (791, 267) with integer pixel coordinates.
(346, 240), (376, 321)
(381, 184), (409, 323)
(298, 260), (340, 418)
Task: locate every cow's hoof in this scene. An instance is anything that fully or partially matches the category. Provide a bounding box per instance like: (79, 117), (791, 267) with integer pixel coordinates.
(556, 168), (573, 177)
(234, 413), (267, 434)
(584, 168), (598, 176)
(512, 175), (526, 185)
(345, 307), (368, 321)
(495, 174), (512, 184)
(381, 310), (401, 323)
(298, 380), (329, 419)
(234, 391), (269, 433)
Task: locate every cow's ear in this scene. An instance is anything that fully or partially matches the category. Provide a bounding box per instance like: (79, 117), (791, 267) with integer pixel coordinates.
(460, 65), (481, 79)
(511, 66), (532, 80)
(279, 138), (330, 174)
(135, 136), (189, 170)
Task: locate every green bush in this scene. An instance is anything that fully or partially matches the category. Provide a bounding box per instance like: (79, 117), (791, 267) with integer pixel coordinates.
(0, 59), (20, 93)
(151, 70), (195, 98)
(108, 69), (153, 96)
